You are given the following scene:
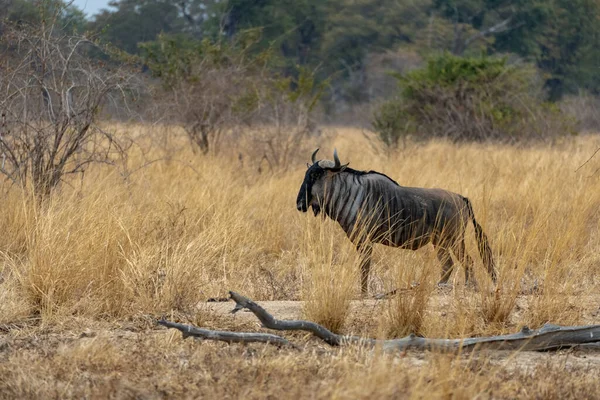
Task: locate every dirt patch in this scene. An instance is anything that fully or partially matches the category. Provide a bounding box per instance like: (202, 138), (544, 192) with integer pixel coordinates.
(206, 293), (600, 326)
(1, 294), (599, 399)
(1, 314), (600, 399)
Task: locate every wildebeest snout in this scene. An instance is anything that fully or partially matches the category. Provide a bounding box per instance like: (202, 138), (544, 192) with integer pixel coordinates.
(296, 183), (309, 212)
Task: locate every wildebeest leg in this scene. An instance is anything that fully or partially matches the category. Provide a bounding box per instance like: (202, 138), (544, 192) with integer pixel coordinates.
(356, 243), (373, 296)
(436, 246), (454, 285)
(453, 238), (476, 287)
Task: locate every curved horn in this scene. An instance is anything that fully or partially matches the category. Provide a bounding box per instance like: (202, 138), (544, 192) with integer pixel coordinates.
(333, 148), (341, 168)
(311, 148), (319, 164)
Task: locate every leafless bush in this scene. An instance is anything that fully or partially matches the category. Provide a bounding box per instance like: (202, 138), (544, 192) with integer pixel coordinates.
(560, 92), (600, 132)
(142, 34), (326, 167)
(237, 72), (326, 173)
(157, 65), (252, 155)
(140, 34), (265, 155)
(0, 14), (137, 198)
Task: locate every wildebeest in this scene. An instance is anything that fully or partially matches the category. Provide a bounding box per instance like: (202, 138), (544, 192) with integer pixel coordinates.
(296, 149), (496, 295)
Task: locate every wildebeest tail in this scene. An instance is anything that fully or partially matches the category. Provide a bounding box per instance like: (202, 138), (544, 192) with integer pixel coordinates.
(464, 197), (497, 282)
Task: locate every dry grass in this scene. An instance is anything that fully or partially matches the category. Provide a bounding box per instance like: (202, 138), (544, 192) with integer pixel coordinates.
(1, 125), (600, 398)
(1, 323), (599, 399)
(383, 253), (436, 338)
(300, 217), (357, 332)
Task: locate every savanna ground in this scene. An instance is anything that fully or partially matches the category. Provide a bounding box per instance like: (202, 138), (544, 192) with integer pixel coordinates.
(1, 126), (600, 399)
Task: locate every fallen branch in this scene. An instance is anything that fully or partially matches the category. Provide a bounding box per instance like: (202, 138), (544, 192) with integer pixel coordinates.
(229, 291), (372, 346)
(158, 291), (600, 352)
(157, 319), (299, 349)
(380, 323), (600, 352)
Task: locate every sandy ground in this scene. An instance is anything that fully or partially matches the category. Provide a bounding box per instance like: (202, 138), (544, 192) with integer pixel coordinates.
(205, 294), (600, 325)
(2, 294), (600, 398)
(201, 294), (600, 362)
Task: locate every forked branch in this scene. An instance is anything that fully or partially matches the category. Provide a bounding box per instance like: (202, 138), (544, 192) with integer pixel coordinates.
(228, 291), (372, 346)
(157, 319), (299, 349)
(159, 291), (600, 352)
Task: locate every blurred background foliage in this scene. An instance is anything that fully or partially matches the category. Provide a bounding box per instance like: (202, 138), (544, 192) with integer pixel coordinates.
(1, 0), (599, 142)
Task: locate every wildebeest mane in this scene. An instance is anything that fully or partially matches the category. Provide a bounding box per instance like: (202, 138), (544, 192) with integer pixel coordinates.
(342, 167), (401, 187)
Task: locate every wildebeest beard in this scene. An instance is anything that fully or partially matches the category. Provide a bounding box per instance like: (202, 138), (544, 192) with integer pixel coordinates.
(296, 162), (326, 216)
(311, 202), (321, 217)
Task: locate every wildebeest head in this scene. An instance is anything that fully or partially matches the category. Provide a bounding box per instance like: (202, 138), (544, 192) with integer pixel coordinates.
(296, 148), (349, 216)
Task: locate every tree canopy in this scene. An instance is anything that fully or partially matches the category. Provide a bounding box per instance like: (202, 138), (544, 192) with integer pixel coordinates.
(2, 0), (600, 102)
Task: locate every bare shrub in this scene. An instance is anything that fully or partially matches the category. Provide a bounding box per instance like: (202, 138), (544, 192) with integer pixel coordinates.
(0, 13), (137, 199)
(141, 34), (326, 168)
(238, 68), (327, 173)
(141, 32), (266, 155)
(560, 92), (600, 132)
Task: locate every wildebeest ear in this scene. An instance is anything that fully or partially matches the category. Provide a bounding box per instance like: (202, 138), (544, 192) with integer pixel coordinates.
(328, 163), (349, 174)
(306, 163), (310, 168)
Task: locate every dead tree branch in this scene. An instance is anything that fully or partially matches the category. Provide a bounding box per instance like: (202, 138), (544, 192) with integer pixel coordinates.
(157, 319), (299, 349)
(229, 291), (372, 346)
(158, 291), (600, 353)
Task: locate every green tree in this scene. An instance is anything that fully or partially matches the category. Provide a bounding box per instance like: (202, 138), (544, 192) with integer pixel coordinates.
(223, 0), (327, 70)
(89, 0), (184, 54)
(373, 53), (572, 144)
(87, 0), (224, 54)
(432, 0), (600, 98)
(320, 0), (430, 102)
(533, 0), (600, 99)
(1, 0), (86, 33)
(431, 0), (550, 55)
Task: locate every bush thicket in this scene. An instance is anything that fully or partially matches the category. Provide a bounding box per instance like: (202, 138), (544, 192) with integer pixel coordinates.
(373, 54), (575, 146)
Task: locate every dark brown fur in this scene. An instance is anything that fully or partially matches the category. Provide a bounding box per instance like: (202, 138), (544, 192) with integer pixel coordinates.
(297, 162), (496, 294)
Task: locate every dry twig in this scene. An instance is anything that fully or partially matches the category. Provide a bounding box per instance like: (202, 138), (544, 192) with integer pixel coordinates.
(157, 319), (299, 349)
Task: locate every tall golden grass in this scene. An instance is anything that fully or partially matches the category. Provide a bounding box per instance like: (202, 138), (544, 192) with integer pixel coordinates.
(1, 126), (599, 333)
(1, 125), (600, 398)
